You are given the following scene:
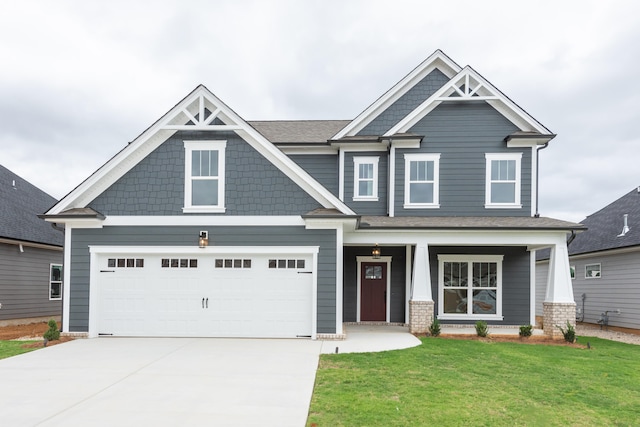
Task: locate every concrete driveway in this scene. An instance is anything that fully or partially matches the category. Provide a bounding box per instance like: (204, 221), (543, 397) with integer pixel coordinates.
(0, 338), (322, 427)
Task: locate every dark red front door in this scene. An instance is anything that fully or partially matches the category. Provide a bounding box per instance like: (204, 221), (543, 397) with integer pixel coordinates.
(361, 263), (386, 321)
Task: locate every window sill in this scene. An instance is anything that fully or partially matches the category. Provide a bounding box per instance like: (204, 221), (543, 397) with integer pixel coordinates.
(353, 196), (379, 202)
(437, 314), (504, 321)
(182, 206), (226, 214)
(403, 204), (440, 209)
(484, 204), (522, 209)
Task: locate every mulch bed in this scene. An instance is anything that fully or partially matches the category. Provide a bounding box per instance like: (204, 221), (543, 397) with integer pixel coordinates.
(418, 333), (586, 348)
(0, 322), (74, 348)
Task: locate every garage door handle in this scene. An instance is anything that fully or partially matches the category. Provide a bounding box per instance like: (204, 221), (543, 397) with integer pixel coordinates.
(100, 270), (115, 273)
(206, 298), (209, 309)
(202, 298), (205, 309)
(297, 271), (313, 274)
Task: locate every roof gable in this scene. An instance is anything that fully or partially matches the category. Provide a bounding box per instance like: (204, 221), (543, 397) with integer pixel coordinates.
(46, 86), (354, 216)
(0, 164), (63, 246)
(385, 66), (552, 136)
(332, 50), (462, 139)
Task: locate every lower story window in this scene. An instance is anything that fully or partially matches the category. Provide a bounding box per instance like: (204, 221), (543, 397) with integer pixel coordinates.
(50, 264), (62, 300)
(437, 255), (503, 320)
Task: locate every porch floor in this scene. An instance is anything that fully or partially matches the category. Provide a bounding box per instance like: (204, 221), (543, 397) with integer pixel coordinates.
(319, 324), (420, 354)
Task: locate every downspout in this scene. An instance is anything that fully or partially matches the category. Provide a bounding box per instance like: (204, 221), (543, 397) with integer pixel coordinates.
(534, 142), (550, 218)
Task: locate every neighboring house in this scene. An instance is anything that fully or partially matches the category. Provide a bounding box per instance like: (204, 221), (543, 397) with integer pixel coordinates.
(536, 187), (640, 331)
(0, 164), (64, 326)
(42, 50), (583, 339)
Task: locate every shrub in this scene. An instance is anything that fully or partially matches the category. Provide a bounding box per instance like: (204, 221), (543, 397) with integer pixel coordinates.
(475, 321), (489, 337)
(43, 319), (60, 341)
(519, 325), (533, 337)
(558, 321), (576, 343)
(429, 318), (441, 337)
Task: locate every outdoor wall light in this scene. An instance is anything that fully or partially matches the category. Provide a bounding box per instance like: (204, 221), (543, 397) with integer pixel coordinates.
(372, 244), (381, 259)
(198, 231), (209, 248)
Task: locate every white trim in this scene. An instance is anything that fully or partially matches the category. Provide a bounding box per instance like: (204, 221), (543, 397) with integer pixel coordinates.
(102, 215), (306, 227)
(335, 226), (344, 336)
(62, 229), (72, 333)
(485, 153), (522, 209)
(530, 251), (536, 325)
(49, 263), (63, 301)
(386, 66), (552, 136)
(405, 245), (412, 324)
(356, 256), (392, 322)
(404, 153), (440, 209)
(183, 140), (226, 213)
(87, 245), (320, 339)
(388, 145), (396, 217)
(333, 50), (461, 139)
(437, 254), (504, 321)
(530, 146), (537, 216)
(338, 148), (345, 201)
(353, 156), (379, 201)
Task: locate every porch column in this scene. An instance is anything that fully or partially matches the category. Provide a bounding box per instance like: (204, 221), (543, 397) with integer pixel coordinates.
(409, 243), (434, 334)
(543, 242), (576, 338)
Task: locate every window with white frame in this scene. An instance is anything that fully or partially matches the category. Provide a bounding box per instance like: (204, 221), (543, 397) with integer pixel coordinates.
(353, 156), (379, 201)
(438, 255), (503, 320)
(404, 153), (440, 208)
(585, 263), (601, 279)
(485, 153), (522, 208)
(184, 141), (226, 213)
(50, 264), (62, 300)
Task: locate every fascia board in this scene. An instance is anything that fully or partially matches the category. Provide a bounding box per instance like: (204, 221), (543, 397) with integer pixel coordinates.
(332, 50), (462, 140)
(385, 66), (552, 136)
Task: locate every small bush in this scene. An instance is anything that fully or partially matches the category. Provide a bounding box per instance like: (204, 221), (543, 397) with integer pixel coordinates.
(558, 321), (576, 343)
(43, 319), (60, 341)
(519, 325), (533, 337)
(475, 321), (489, 337)
(429, 318), (441, 337)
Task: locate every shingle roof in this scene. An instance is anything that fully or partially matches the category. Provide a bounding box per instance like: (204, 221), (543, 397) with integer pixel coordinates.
(248, 120), (350, 144)
(566, 187), (640, 256)
(359, 216), (584, 230)
(0, 164), (63, 247)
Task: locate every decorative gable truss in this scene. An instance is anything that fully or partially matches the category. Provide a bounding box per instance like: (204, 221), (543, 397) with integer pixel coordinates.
(46, 86), (354, 216)
(385, 66), (552, 136)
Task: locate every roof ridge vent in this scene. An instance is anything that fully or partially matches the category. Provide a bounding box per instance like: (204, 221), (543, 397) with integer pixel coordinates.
(617, 213), (630, 237)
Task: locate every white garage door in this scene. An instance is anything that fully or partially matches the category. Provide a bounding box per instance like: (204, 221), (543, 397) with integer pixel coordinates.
(96, 251), (314, 338)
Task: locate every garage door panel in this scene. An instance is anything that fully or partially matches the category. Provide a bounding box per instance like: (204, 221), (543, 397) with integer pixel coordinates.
(97, 252), (313, 338)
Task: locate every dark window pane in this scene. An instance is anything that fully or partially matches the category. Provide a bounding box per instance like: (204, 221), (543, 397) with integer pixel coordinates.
(268, 259), (276, 268)
(224, 259), (232, 268)
(117, 259), (125, 268)
(190, 259), (198, 268)
(162, 259), (169, 268)
(126, 258), (135, 268)
(135, 259), (144, 268)
(234, 259), (242, 268)
(192, 179), (218, 206)
(278, 259), (286, 269)
(108, 259), (116, 268)
(243, 259), (251, 268)
(215, 259), (223, 268)
(296, 260), (305, 269)
(180, 259), (188, 268)
(171, 259), (179, 268)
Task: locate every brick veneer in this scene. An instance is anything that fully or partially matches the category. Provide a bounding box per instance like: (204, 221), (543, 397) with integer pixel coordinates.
(543, 302), (576, 338)
(409, 300), (434, 334)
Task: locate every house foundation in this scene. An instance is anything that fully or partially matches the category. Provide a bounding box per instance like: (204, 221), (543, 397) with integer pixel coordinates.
(409, 300), (434, 334)
(543, 302), (576, 338)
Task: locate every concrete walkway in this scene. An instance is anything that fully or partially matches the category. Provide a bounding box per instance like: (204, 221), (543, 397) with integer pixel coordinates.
(320, 324), (421, 354)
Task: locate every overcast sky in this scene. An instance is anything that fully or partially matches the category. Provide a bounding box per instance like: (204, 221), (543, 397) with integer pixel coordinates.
(1, 0), (638, 222)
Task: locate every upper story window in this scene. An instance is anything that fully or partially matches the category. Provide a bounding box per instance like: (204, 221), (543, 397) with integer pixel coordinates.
(485, 153), (522, 208)
(353, 156), (379, 201)
(404, 153), (440, 209)
(183, 141), (226, 213)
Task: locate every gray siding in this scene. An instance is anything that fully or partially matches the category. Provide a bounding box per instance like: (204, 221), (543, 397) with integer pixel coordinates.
(90, 130), (323, 216)
(0, 243), (63, 322)
(394, 102), (529, 216)
(69, 226), (337, 333)
(358, 69), (450, 135)
(289, 154), (338, 196)
(343, 152), (388, 215)
(343, 246), (406, 323)
(429, 246), (531, 325)
(537, 251), (640, 330)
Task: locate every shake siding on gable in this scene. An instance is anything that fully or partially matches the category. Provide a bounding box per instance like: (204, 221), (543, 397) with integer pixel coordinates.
(0, 243), (63, 322)
(289, 154), (339, 196)
(429, 246), (531, 325)
(395, 102), (529, 217)
(90, 131), (323, 216)
(357, 68), (450, 135)
(68, 226), (337, 333)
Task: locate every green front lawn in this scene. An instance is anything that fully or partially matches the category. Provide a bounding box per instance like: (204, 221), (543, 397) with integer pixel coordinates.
(0, 341), (38, 360)
(307, 337), (640, 426)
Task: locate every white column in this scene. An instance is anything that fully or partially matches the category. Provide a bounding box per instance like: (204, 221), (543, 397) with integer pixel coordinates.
(62, 226), (72, 333)
(544, 242), (574, 303)
(405, 244), (412, 323)
(411, 243), (432, 301)
(335, 225), (344, 336)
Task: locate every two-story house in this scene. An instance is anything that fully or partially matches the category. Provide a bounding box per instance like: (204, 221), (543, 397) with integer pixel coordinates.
(42, 50), (583, 339)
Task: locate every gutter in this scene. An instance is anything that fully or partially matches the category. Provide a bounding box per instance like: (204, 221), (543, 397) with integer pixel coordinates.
(534, 141), (550, 218)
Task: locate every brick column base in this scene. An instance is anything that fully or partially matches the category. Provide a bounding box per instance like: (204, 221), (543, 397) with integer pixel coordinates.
(409, 300), (434, 334)
(543, 302), (576, 338)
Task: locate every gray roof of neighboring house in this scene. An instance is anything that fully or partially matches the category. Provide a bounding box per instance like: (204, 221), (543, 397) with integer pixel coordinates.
(566, 187), (640, 256)
(0, 164), (63, 247)
(248, 120), (350, 144)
